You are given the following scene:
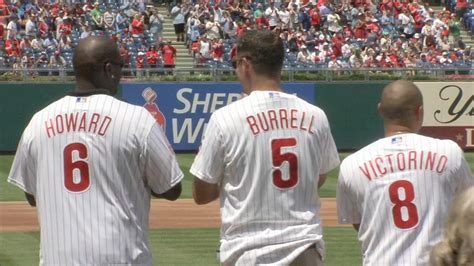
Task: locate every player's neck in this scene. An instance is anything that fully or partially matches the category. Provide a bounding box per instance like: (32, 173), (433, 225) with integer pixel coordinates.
(248, 77), (282, 93)
(384, 125), (415, 137)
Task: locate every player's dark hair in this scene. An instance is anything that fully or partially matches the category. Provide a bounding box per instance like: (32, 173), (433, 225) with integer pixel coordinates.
(236, 30), (284, 78)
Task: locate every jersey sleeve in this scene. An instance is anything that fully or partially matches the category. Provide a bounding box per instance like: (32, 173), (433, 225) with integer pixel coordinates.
(7, 121), (37, 195)
(452, 155), (474, 193)
(142, 123), (183, 194)
(319, 112), (340, 175)
(337, 164), (362, 224)
(189, 114), (225, 184)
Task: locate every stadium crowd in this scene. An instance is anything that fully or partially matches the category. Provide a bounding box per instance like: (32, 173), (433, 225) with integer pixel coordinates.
(0, 0), (472, 72)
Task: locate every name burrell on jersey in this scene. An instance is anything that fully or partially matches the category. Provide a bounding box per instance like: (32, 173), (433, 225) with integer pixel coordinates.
(44, 112), (112, 138)
(359, 150), (448, 180)
(246, 108), (315, 135)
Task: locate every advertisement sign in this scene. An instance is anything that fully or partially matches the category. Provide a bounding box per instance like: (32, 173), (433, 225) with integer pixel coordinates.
(417, 82), (474, 150)
(122, 83), (315, 151)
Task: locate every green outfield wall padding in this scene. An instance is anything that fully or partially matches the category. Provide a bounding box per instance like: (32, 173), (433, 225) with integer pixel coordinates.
(315, 83), (388, 150)
(0, 84), (74, 151)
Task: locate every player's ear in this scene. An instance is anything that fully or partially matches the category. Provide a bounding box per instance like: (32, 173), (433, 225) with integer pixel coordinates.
(377, 102), (383, 116)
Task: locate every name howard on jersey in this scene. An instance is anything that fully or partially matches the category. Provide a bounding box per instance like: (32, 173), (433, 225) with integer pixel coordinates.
(44, 112), (112, 138)
(358, 150), (448, 180)
(246, 108), (315, 136)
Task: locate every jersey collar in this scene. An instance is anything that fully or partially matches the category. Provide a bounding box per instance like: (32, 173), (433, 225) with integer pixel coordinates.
(68, 89), (112, 96)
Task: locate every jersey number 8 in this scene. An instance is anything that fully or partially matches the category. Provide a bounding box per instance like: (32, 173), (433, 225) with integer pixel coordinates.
(389, 180), (419, 229)
(63, 143), (90, 193)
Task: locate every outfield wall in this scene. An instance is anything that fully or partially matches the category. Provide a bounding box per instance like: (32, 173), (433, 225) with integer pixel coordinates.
(1, 82), (472, 152)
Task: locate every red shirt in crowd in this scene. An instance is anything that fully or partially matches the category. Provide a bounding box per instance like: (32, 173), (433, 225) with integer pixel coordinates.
(131, 18), (145, 36)
(310, 8), (321, 28)
(146, 50), (159, 65)
(161, 44), (176, 65)
(136, 54), (145, 68)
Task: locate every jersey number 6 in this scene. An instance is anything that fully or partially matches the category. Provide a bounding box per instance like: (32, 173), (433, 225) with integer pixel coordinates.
(389, 180), (419, 229)
(271, 138), (298, 189)
(63, 143), (90, 193)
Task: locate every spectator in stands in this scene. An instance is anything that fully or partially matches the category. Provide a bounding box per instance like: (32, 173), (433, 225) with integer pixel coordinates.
(146, 46), (160, 68)
(149, 9), (164, 41)
(35, 51), (49, 67)
(131, 14), (145, 38)
(136, 51), (145, 69)
(25, 13), (38, 37)
(31, 34), (44, 51)
(116, 9), (128, 33)
(19, 34), (33, 51)
(91, 2), (103, 30)
(80, 24), (93, 39)
(58, 34), (72, 50)
(49, 51), (66, 68)
(206, 17), (222, 40)
(212, 38), (224, 62)
(171, 4), (185, 42)
(199, 35), (211, 60)
(265, 2), (280, 30)
(7, 15), (19, 39)
(103, 6), (116, 31)
(297, 45), (311, 63)
(161, 40), (176, 71)
(43, 33), (58, 49)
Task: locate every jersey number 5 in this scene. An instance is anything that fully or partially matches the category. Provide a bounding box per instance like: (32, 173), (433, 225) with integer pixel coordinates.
(271, 138), (298, 189)
(63, 143), (90, 193)
(389, 180), (419, 229)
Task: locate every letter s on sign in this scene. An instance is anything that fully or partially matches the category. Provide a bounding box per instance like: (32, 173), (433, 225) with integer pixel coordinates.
(174, 88), (193, 114)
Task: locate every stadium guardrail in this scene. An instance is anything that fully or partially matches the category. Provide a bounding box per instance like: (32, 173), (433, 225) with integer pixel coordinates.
(0, 66), (472, 82)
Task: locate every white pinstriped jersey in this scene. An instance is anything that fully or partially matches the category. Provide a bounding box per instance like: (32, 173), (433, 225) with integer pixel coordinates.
(337, 133), (473, 266)
(8, 93), (183, 265)
(190, 91), (340, 265)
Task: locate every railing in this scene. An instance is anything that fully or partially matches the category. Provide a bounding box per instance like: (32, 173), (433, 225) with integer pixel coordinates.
(0, 66), (472, 82)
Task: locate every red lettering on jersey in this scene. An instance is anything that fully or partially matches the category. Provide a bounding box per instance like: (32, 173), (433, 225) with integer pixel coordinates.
(375, 157), (387, 176)
(257, 112), (270, 132)
(408, 151), (417, 170)
(419, 150), (424, 170)
(98, 116), (112, 136)
(56, 115), (64, 134)
(65, 112), (79, 132)
(279, 109), (288, 128)
(299, 112), (307, 131)
(89, 113), (100, 134)
(290, 109), (298, 129)
(359, 163), (372, 180)
(308, 115), (315, 134)
(246, 115), (260, 135)
(268, 110), (278, 130)
(397, 152), (406, 170)
(368, 160), (378, 178)
(436, 155), (448, 173)
(45, 119), (55, 138)
(385, 154), (394, 172)
(78, 112), (87, 132)
(425, 151), (436, 171)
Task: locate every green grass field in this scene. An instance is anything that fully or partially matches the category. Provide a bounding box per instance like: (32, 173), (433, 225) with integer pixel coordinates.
(1, 153), (473, 266)
(0, 228), (360, 266)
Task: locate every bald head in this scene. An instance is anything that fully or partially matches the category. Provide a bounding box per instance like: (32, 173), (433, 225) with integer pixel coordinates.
(73, 36), (120, 72)
(73, 36), (122, 93)
(379, 80), (423, 126)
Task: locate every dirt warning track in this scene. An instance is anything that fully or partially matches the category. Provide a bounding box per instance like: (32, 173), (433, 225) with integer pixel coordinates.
(0, 198), (347, 232)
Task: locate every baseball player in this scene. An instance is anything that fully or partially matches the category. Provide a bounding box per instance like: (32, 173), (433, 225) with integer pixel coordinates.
(8, 36), (183, 265)
(337, 80), (474, 266)
(190, 30), (340, 265)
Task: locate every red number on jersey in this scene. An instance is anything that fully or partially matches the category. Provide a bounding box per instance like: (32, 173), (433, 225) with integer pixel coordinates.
(389, 180), (419, 229)
(271, 138), (298, 189)
(63, 143), (90, 192)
